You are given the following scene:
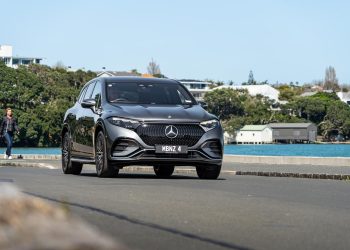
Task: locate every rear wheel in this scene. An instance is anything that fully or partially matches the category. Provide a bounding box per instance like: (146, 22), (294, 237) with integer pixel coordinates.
(62, 133), (83, 175)
(95, 131), (119, 178)
(153, 165), (175, 178)
(196, 165), (221, 179)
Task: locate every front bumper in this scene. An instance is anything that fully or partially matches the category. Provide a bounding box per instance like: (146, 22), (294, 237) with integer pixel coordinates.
(104, 121), (223, 167)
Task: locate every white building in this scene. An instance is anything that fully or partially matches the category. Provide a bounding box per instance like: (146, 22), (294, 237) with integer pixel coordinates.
(96, 71), (141, 77)
(178, 80), (212, 101)
(235, 125), (273, 144)
(337, 92), (350, 105)
(0, 45), (42, 68)
(214, 84), (280, 102)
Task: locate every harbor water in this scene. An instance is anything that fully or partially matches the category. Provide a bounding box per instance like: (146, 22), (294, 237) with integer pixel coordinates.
(2, 144), (350, 157)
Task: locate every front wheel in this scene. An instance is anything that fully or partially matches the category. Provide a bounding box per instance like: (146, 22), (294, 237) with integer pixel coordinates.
(62, 133), (83, 175)
(153, 165), (175, 178)
(196, 165), (221, 179)
(95, 131), (119, 178)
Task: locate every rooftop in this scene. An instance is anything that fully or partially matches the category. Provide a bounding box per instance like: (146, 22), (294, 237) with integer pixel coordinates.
(239, 125), (269, 131)
(215, 84), (280, 101)
(96, 71), (140, 77)
(268, 123), (314, 128)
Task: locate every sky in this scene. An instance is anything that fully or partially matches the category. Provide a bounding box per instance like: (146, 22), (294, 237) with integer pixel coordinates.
(1, 0), (349, 84)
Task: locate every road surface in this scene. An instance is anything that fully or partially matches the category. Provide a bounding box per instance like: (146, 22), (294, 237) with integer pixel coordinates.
(0, 166), (349, 250)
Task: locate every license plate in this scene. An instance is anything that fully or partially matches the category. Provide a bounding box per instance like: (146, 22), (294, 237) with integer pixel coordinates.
(155, 145), (188, 154)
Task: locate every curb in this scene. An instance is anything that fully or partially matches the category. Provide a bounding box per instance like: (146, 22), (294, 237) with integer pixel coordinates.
(123, 167), (350, 181)
(235, 171), (350, 181)
(0, 161), (56, 170)
(11, 154), (61, 160)
(2, 162), (349, 181)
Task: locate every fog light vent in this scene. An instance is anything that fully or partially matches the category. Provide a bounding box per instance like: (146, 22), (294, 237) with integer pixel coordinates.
(201, 141), (222, 158)
(112, 139), (139, 157)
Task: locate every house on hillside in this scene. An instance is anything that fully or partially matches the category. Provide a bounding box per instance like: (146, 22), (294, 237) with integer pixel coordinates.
(268, 123), (317, 143)
(337, 92), (350, 105)
(214, 84), (280, 102)
(0, 45), (42, 68)
(96, 71), (141, 77)
(235, 125), (273, 144)
(178, 80), (212, 101)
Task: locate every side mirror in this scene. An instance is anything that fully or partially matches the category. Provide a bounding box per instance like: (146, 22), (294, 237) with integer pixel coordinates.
(81, 99), (96, 108)
(199, 101), (208, 110)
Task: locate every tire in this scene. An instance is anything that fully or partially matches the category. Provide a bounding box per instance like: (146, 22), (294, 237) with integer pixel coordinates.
(196, 165), (221, 179)
(62, 132), (83, 175)
(153, 165), (175, 178)
(95, 131), (119, 178)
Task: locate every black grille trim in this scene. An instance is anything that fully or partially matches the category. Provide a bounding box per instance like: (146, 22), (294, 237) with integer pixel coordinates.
(136, 124), (204, 146)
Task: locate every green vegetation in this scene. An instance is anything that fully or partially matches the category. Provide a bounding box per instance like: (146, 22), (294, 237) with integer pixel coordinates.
(276, 84), (303, 101)
(204, 88), (281, 134)
(0, 62), (96, 147)
(205, 87), (350, 140)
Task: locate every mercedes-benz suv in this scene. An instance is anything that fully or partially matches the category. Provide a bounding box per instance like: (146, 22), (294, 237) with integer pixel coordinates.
(61, 77), (223, 179)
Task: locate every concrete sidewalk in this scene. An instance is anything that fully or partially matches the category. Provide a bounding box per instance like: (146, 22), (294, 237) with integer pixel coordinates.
(1, 158), (350, 181)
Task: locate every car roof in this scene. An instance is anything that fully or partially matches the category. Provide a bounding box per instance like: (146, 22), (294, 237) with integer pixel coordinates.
(99, 77), (180, 84)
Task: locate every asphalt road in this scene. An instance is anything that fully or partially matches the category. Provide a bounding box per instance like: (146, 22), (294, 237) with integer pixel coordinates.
(1, 166), (350, 250)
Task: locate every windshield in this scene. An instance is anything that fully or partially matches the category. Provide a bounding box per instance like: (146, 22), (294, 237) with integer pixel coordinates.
(106, 82), (196, 105)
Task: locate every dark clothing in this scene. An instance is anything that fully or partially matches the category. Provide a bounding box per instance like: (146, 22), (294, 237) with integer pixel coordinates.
(0, 116), (19, 135)
(0, 116), (19, 157)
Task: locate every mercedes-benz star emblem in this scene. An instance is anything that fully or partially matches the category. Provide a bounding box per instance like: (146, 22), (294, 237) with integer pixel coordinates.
(165, 125), (178, 139)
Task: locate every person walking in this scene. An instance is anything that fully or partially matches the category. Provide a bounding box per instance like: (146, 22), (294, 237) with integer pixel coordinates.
(0, 108), (19, 159)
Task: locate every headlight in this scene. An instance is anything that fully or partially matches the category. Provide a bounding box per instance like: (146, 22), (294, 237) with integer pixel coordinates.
(200, 119), (219, 132)
(107, 117), (140, 130)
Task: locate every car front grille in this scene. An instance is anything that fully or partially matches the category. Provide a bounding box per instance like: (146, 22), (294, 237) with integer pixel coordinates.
(136, 124), (204, 146)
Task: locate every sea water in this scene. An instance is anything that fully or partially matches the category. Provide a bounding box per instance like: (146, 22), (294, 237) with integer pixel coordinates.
(2, 144), (350, 157)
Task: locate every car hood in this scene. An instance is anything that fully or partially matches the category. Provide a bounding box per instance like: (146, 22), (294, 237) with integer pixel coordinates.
(106, 104), (216, 122)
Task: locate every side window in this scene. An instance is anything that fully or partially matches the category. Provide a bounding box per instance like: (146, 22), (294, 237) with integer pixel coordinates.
(177, 86), (193, 104)
(78, 87), (88, 103)
(91, 81), (102, 108)
(83, 81), (96, 100)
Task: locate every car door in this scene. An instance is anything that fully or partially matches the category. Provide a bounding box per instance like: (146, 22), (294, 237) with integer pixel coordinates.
(82, 80), (102, 155)
(74, 80), (96, 157)
(69, 86), (88, 154)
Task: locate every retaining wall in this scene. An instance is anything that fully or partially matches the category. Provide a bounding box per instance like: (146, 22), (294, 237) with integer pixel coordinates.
(9, 154), (350, 166)
(224, 155), (349, 166)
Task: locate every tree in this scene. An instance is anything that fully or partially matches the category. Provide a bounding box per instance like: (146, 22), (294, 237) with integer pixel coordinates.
(147, 59), (161, 75)
(203, 88), (245, 120)
(0, 62), (96, 146)
(204, 87), (274, 131)
(247, 70), (256, 85)
(277, 85), (302, 101)
(130, 69), (141, 75)
(52, 61), (66, 70)
(319, 101), (350, 138)
(324, 66), (340, 91)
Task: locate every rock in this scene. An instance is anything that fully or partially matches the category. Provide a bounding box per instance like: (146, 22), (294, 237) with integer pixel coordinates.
(0, 184), (126, 250)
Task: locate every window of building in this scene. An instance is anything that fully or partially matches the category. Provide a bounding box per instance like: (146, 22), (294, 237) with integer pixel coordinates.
(2, 58), (10, 64)
(22, 60), (31, 65)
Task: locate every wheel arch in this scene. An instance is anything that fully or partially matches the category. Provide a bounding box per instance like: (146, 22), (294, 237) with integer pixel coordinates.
(61, 124), (70, 144)
(94, 120), (107, 154)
